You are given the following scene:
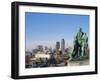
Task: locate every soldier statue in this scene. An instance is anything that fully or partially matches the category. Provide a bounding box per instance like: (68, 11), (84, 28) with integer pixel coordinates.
(72, 28), (88, 60)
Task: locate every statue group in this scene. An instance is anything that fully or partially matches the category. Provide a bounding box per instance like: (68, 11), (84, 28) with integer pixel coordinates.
(72, 28), (89, 60)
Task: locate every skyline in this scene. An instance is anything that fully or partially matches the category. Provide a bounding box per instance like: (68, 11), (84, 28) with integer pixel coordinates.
(25, 12), (89, 51)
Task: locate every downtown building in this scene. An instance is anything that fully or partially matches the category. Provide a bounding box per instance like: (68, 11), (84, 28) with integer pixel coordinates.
(56, 39), (65, 54)
(56, 41), (60, 50)
(61, 38), (65, 54)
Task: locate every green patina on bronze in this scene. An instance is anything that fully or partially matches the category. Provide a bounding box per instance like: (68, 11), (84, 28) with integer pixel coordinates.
(72, 28), (89, 61)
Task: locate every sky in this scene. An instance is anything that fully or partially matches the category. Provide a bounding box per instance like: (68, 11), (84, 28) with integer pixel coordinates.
(25, 12), (89, 51)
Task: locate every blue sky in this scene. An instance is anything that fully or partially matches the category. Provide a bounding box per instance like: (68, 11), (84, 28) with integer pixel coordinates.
(25, 12), (89, 50)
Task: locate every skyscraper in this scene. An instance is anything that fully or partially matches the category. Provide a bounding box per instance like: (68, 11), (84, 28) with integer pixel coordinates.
(56, 41), (60, 50)
(37, 45), (43, 52)
(61, 38), (65, 54)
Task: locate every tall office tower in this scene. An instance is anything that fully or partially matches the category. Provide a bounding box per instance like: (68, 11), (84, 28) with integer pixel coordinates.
(56, 41), (60, 50)
(61, 38), (65, 54)
(37, 45), (43, 52)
